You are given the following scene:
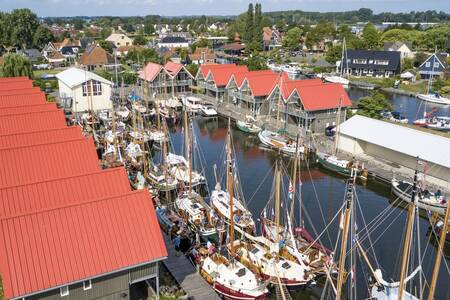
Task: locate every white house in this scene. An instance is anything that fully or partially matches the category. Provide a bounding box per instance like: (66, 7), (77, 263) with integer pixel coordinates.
(384, 41), (415, 59)
(157, 36), (189, 49)
(56, 67), (113, 113)
(105, 33), (133, 48)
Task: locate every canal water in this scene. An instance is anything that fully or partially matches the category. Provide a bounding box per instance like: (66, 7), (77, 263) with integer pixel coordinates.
(165, 116), (450, 300)
(347, 87), (450, 123)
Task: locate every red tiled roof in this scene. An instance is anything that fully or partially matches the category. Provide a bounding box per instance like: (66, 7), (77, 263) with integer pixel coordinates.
(0, 110), (66, 135)
(209, 65), (248, 87)
(244, 72), (282, 97)
(164, 61), (183, 76)
(0, 168), (130, 218)
(0, 189), (167, 299)
(0, 137), (99, 188)
(0, 77), (30, 83)
(0, 93), (46, 108)
(0, 80), (33, 90)
(0, 126), (82, 149)
(139, 62), (163, 81)
(280, 78), (324, 99)
(296, 83), (352, 111)
(0, 103), (57, 116)
(198, 63), (238, 78)
(222, 43), (246, 51)
(0, 87), (42, 96)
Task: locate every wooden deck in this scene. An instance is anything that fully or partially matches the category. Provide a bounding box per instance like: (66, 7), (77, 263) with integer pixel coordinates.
(162, 232), (220, 300)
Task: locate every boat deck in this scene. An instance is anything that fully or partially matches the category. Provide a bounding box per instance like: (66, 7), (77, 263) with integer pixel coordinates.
(162, 232), (220, 300)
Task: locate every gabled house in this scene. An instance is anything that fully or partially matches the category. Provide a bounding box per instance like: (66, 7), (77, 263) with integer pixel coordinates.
(196, 64), (248, 99)
(42, 41), (58, 58)
(263, 27), (281, 51)
(18, 49), (43, 62)
(384, 41), (414, 59)
(105, 33), (133, 48)
(189, 47), (217, 65)
(139, 61), (193, 97)
(78, 45), (117, 71)
(47, 51), (66, 68)
(116, 45), (143, 58)
(266, 79), (351, 132)
(343, 50), (401, 77)
(418, 53), (448, 79)
(56, 67), (113, 112)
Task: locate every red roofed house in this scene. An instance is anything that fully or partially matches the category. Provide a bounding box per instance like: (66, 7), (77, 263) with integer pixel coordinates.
(0, 126), (81, 149)
(196, 63), (248, 100)
(139, 61), (193, 97)
(0, 80), (33, 90)
(0, 102), (57, 116)
(0, 110), (67, 135)
(0, 93), (46, 108)
(266, 79), (352, 132)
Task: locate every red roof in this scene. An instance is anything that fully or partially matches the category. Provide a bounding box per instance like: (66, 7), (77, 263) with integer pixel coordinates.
(0, 189), (167, 299)
(0, 103), (57, 116)
(164, 61), (183, 76)
(296, 83), (352, 111)
(0, 93), (46, 108)
(198, 63), (238, 78)
(0, 87), (42, 96)
(0, 77), (30, 83)
(0, 126), (82, 149)
(230, 70), (275, 87)
(139, 62), (163, 81)
(0, 168), (130, 218)
(241, 71), (282, 97)
(0, 137), (99, 188)
(280, 78), (324, 99)
(0, 80), (33, 90)
(0, 110), (67, 135)
(208, 65), (248, 87)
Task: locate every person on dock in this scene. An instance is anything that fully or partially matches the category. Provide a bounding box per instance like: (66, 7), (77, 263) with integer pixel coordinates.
(174, 234), (181, 256)
(170, 221), (180, 242)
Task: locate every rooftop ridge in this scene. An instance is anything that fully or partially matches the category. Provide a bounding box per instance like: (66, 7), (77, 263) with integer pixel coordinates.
(0, 108), (63, 118)
(0, 126), (80, 138)
(0, 136), (90, 151)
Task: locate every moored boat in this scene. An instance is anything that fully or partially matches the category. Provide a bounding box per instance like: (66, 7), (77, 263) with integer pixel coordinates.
(236, 115), (261, 134)
(258, 130), (304, 155)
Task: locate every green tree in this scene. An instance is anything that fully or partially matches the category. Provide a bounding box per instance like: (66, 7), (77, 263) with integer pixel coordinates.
(72, 18), (84, 30)
(186, 64), (199, 77)
(283, 27), (302, 50)
(6, 9), (39, 48)
(33, 26), (54, 49)
(1, 53), (33, 78)
(0, 12), (9, 47)
(143, 20), (154, 35)
(133, 34), (147, 45)
(190, 38), (211, 53)
(126, 48), (160, 65)
(98, 40), (114, 54)
(243, 55), (267, 71)
(325, 45), (342, 64)
(362, 22), (380, 50)
(252, 3), (263, 50)
(100, 27), (112, 39)
(243, 3), (254, 43)
(356, 91), (392, 119)
(414, 52), (428, 67)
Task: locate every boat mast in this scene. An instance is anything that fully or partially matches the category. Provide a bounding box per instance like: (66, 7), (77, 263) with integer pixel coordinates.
(162, 122), (170, 201)
(336, 175), (355, 300)
(397, 166), (418, 300)
(183, 109), (192, 193)
(340, 37), (346, 77)
(333, 96), (343, 156)
(289, 135), (299, 223)
(427, 196), (450, 300)
(275, 159), (281, 243)
(276, 73), (283, 130)
(227, 118), (235, 256)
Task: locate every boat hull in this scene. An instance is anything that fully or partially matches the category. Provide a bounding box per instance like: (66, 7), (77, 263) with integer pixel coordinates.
(237, 121), (261, 134)
(213, 282), (267, 300)
(317, 155), (352, 177)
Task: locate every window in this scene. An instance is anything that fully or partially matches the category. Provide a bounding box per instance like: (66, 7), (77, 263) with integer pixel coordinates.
(363, 69), (368, 73)
(83, 280), (92, 290)
(353, 59), (367, 64)
(434, 62), (440, 68)
(426, 62), (431, 67)
(374, 60), (389, 65)
(60, 286), (69, 297)
(368, 60), (373, 64)
(82, 80), (102, 97)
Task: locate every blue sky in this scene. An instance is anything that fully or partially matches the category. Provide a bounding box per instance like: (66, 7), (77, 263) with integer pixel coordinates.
(2, 0), (449, 17)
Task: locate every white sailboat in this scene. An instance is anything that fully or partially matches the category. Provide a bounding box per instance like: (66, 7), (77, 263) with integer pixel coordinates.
(325, 38), (350, 87)
(417, 51), (450, 105)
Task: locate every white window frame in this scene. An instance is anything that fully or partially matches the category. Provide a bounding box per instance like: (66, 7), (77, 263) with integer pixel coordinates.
(353, 59), (367, 64)
(434, 62), (439, 68)
(426, 62), (430, 67)
(60, 286), (69, 297)
(83, 279), (92, 290)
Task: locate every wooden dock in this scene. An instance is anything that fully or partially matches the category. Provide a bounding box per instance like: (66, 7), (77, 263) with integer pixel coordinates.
(162, 232), (220, 300)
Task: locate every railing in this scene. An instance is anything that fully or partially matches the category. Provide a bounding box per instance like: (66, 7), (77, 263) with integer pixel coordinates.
(229, 90), (257, 103)
(280, 105), (312, 119)
(198, 81), (219, 91)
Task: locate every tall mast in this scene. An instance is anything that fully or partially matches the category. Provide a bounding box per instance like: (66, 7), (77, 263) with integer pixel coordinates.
(289, 135), (299, 223)
(397, 166), (418, 300)
(276, 74), (283, 130)
(336, 175), (355, 300)
(340, 37), (345, 77)
(275, 159), (281, 243)
(183, 110), (192, 193)
(161, 120), (170, 201)
(227, 118), (235, 256)
(333, 96), (343, 156)
(428, 197), (450, 300)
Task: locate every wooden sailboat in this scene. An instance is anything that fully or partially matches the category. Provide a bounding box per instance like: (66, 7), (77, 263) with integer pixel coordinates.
(236, 115), (261, 134)
(211, 119), (255, 234)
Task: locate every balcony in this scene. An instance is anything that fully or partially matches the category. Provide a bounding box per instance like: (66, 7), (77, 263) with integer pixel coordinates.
(229, 90), (254, 103)
(198, 81), (219, 92)
(280, 105), (312, 119)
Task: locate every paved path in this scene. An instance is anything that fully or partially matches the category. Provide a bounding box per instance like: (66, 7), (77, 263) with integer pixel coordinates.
(162, 233), (220, 300)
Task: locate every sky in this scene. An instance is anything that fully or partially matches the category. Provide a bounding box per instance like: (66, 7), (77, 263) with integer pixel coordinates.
(1, 0), (449, 17)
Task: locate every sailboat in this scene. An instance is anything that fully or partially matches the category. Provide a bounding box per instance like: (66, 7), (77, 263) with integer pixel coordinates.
(236, 115), (261, 134)
(174, 110), (216, 241)
(324, 38), (350, 87)
(195, 139), (269, 300)
(211, 119), (255, 234)
(417, 52), (450, 105)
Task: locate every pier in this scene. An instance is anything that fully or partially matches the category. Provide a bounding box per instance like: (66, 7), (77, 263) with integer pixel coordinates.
(162, 232), (220, 300)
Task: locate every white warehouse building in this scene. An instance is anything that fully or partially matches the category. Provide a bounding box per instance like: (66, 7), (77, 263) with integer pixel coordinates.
(337, 115), (450, 186)
(56, 67), (113, 113)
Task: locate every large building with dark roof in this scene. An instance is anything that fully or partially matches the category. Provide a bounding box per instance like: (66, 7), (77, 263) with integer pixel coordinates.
(342, 50), (401, 77)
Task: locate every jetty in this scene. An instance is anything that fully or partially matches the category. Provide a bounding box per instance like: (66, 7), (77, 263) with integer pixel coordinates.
(162, 232), (220, 300)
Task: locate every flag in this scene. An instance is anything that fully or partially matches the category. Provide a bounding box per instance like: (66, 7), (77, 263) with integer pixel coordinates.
(288, 181), (294, 200)
(350, 265), (356, 287)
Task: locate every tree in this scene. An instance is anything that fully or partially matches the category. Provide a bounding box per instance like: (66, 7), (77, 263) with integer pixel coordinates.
(252, 3), (263, 50)
(72, 18), (84, 30)
(243, 3), (254, 43)
(1, 53), (33, 78)
(6, 9), (39, 48)
(100, 27), (112, 39)
(133, 34), (147, 46)
(190, 38), (211, 53)
(243, 55), (267, 71)
(414, 52), (428, 67)
(33, 26), (54, 49)
(125, 48), (160, 65)
(0, 12), (9, 47)
(186, 64), (199, 77)
(356, 91), (392, 119)
(283, 27), (302, 50)
(362, 22), (380, 50)
(325, 45), (342, 64)
(98, 40), (114, 54)
(143, 20), (154, 35)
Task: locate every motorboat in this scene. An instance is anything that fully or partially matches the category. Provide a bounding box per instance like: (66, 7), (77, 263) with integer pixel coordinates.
(200, 104), (218, 117)
(181, 96), (203, 112)
(426, 116), (450, 132)
(147, 164), (179, 192)
(281, 63), (302, 77)
(236, 115), (261, 134)
(316, 152), (367, 179)
(167, 153), (206, 187)
(390, 111), (408, 124)
(417, 93), (450, 105)
(116, 106), (131, 121)
(391, 178), (447, 215)
(258, 130), (304, 155)
(210, 184), (255, 234)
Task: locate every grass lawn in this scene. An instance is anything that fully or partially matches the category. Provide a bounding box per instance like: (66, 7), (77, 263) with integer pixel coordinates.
(33, 68), (65, 79)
